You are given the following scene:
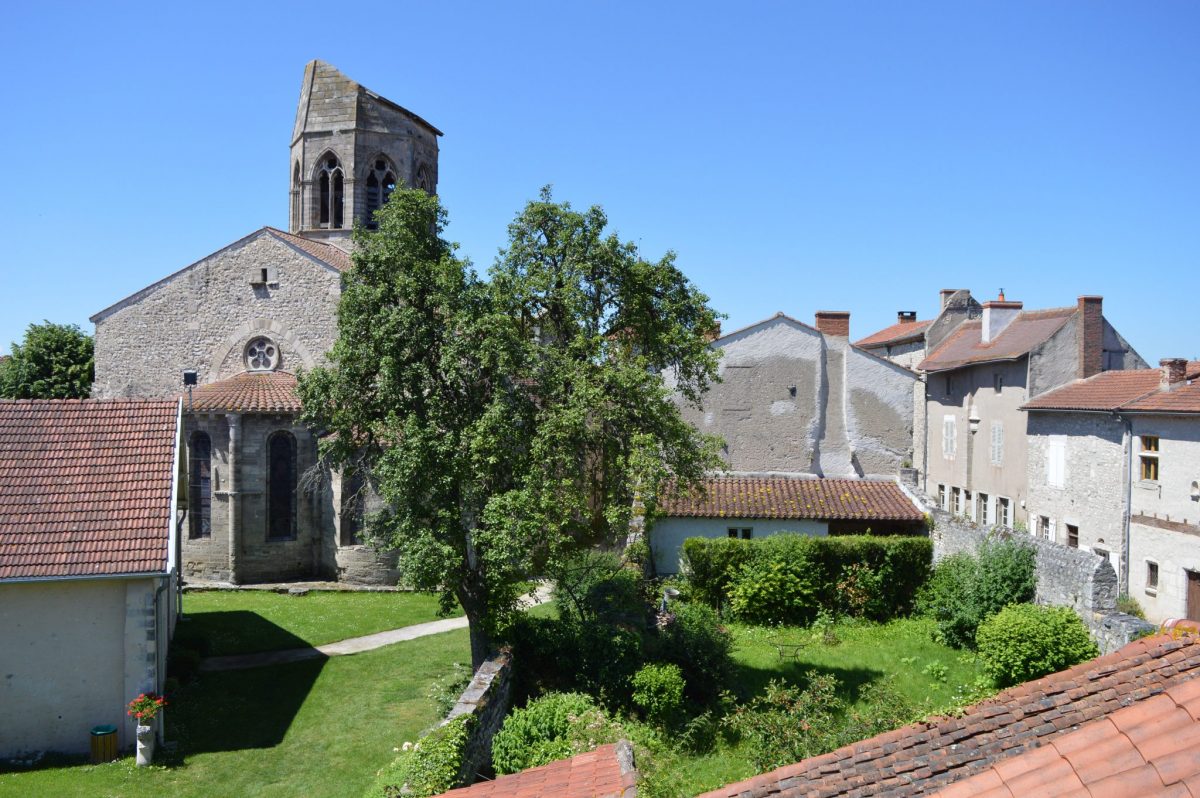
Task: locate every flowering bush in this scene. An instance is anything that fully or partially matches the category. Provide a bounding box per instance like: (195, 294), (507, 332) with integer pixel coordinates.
(127, 693), (167, 726)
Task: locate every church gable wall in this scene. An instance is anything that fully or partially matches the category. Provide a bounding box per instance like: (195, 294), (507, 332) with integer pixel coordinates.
(93, 233), (342, 398)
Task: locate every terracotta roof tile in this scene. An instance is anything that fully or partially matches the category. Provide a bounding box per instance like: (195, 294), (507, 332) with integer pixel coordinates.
(0, 399), (179, 579)
(918, 307), (1075, 372)
(660, 476), (924, 522)
(187, 371), (301, 413)
(699, 634), (1200, 798)
(855, 319), (932, 348)
(1121, 381), (1200, 414)
(1022, 369), (1165, 412)
(265, 227), (353, 272)
(435, 742), (635, 798)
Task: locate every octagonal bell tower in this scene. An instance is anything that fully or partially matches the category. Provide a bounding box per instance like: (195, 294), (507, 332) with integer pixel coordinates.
(289, 60), (442, 247)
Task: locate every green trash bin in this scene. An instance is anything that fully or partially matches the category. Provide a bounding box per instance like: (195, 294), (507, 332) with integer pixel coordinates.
(90, 725), (118, 763)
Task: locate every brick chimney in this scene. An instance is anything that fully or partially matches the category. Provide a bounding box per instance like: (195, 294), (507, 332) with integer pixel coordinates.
(815, 311), (850, 338)
(1161, 358), (1187, 389)
(981, 295), (1023, 344)
(897, 311), (917, 324)
(1077, 296), (1103, 379)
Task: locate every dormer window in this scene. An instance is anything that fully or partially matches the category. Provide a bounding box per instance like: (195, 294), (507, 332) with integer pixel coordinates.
(246, 337), (280, 371)
(318, 155), (345, 229)
(364, 158), (397, 229)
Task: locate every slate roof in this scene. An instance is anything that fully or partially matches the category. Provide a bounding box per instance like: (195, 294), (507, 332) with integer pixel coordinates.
(661, 476), (924, 522)
(436, 742), (636, 798)
(187, 371), (302, 414)
(0, 399), (179, 580)
(918, 307), (1075, 372)
(265, 227), (353, 272)
(930, 675), (1200, 798)
(855, 319), (932, 348)
(697, 634), (1200, 798)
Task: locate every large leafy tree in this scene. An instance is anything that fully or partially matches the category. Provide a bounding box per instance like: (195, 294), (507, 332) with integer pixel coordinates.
(0, 321), (94, 399)
(299, 187), (722, 667)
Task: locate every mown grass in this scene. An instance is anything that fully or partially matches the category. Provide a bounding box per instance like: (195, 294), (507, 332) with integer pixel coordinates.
(640, 616), (990, 797)
(0, 597), (470, 798)
(179, 589), (460, 655)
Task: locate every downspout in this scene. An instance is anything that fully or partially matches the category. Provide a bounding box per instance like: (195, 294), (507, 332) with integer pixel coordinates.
(227, 413), (242, 584)
(1117, 411), (1133, 596)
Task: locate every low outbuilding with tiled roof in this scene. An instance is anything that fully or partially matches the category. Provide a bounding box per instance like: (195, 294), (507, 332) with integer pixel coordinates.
(699, 632), (1200, 798)
(433, 741), (638, 798)
(651, 474), (925, 574)
(0, 399), (183, 758)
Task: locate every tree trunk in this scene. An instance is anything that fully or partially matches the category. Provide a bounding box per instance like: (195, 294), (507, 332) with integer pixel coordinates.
(458, 585), (493, 670)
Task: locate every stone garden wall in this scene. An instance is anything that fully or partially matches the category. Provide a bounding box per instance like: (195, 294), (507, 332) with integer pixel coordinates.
(930, 509), (1154, 653)
(442, 650), (513, 785)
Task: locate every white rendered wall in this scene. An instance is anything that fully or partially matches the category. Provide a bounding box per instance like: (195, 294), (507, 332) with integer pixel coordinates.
(650, 516), (828, 575)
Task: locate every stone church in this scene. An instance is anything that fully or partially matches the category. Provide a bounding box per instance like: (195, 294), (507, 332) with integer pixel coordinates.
(91, 61), (440, 584)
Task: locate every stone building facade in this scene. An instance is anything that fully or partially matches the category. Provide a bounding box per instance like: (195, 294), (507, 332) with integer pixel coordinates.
(921, 293), (1145, 532)
(669, 311), (918, 478)
(90, 61), (439, 584)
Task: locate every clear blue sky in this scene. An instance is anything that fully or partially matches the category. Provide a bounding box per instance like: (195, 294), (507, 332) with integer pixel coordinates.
(2, 1), (1197, 362)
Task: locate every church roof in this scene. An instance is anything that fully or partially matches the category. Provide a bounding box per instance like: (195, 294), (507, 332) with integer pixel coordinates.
(292, 60), (443, 144)
(0, 399), (179, 580)
(265, 227), (353, 271)
(187, 371), (302, 414)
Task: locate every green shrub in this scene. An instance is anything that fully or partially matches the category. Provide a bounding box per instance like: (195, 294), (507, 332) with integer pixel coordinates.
(680, 536), (753, 609)
(682, 534), (931, 622)
(728, 556), (820, 626)
(918, 538), (1036, 649)
(491, 692), (621, 775)
(632, 663), (685, 727)
(976, 604), (1099, 687)
(1117, 593), (1146, 619)
(654, 602), (733, 701)
(363, 715), (473, 798)
(553, 550), (645, 626)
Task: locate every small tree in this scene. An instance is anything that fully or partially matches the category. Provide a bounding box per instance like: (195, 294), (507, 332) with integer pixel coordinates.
(299, 187), (722, 667)
(0, 321), (94, 399)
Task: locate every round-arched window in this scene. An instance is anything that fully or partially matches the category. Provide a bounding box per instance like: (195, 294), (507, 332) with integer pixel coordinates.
(246, 337), (280, 371)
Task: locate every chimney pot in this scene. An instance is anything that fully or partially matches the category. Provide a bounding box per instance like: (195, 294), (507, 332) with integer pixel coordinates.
(1161, 358), (1187, 389)
(814, 311), (850, 338)
(897, 311), (917, 324)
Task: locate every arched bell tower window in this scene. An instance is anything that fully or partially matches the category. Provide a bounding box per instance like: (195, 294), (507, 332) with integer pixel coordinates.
(291, 161), (301, 231)
(267, 431), (297, 541)
(317, 154), (345, 229)
(189, 431), (212, 539)
(364, 158), (397, 229)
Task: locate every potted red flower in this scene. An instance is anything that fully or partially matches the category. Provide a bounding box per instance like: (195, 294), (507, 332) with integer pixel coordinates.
(126, 693), (167, 766)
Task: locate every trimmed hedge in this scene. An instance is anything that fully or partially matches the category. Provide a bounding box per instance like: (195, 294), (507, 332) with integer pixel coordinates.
(364, 715), (474, 798)
(681, 534), (931, 624)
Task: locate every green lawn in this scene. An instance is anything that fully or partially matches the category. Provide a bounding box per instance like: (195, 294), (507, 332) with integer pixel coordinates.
(644, 616), (990, 797)
(0, 596), (469, 798)
(179, 589), (460, 655)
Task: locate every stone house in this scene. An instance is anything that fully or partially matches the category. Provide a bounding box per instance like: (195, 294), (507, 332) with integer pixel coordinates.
(0, 399), (181, 758)
(1120, 365), (1200, 622)
(670, 311), (919, 478)
(919, 293), (1145, 532)
(89, 61), (439, 584)
(651, 475), (924, 574)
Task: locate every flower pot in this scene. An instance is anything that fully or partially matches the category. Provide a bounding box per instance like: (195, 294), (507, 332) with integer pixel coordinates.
(135, 723), (155, 767)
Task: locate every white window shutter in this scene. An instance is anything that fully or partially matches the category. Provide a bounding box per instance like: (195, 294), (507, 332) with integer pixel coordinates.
(991, 422), (1004, 465)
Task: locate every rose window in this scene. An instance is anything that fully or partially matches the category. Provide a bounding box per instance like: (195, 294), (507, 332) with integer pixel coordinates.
(246, 337), (280, 371)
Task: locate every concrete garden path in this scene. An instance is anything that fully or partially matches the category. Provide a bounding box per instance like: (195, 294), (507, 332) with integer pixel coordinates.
(199, 584), (551, 672)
